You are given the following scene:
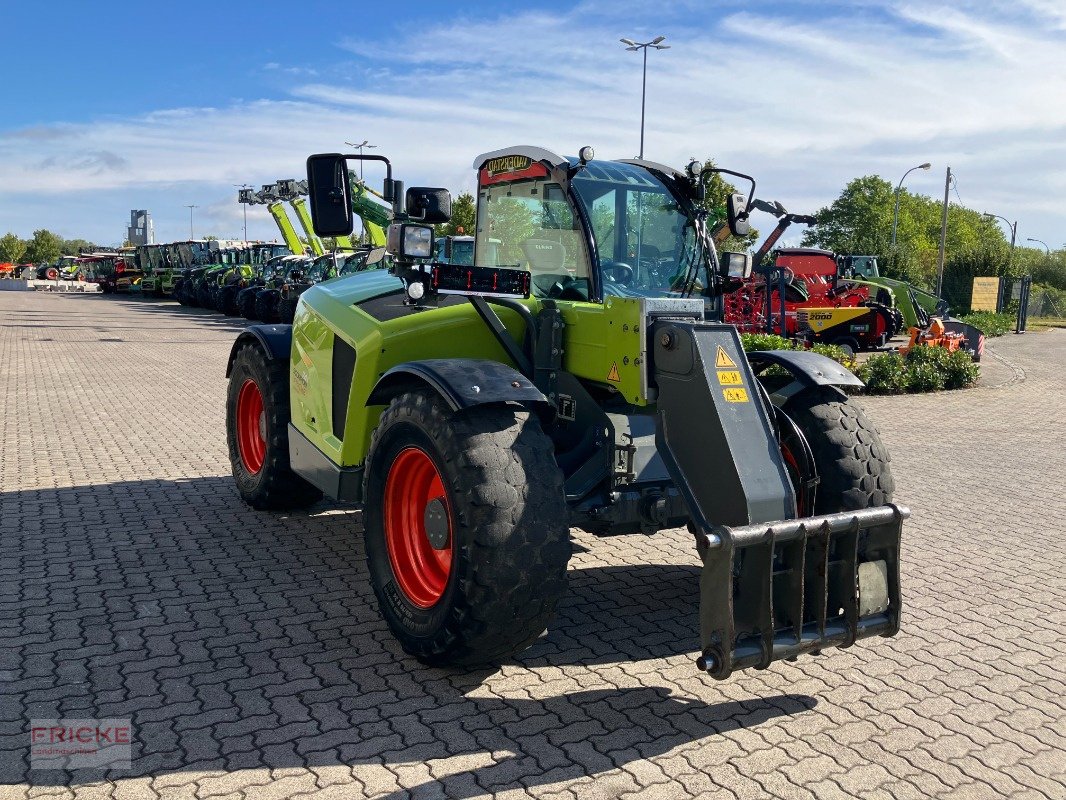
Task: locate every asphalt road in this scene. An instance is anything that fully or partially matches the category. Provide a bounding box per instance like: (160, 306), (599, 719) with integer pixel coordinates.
(1, 291), (1063, 799)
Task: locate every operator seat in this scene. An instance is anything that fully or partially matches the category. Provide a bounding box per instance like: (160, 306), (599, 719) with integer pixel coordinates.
(520, 238), (569, 296)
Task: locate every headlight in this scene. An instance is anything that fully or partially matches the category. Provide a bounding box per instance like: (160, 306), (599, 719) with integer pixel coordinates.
(388, 223), (434, 260)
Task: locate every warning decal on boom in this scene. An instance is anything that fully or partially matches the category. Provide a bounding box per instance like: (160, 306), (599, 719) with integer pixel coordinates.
(715, 345), (738, 369)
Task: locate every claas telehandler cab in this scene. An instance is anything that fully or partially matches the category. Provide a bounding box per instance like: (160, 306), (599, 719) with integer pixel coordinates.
(224, 146), (907, 679)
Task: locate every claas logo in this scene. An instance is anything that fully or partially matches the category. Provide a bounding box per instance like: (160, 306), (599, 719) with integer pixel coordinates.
(485, 156), (532, 176)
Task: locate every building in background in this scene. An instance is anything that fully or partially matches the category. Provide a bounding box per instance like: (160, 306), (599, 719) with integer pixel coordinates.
(127, 210), (154, 245)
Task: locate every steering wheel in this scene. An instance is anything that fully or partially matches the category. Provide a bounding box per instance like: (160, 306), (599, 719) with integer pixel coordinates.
(601, 260), (634, 286)
(546, 275), (589, 301)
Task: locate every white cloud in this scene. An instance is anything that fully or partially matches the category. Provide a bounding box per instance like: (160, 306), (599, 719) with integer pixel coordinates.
(1, 1), (1063, 246)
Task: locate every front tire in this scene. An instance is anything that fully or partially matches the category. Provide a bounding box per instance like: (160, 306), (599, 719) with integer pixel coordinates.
(220, 285), (240, 315)
(226, 342), (322, 510)
(277, 294), (300, 324)
(783, 387), (894, 513)
(255, 289), (280, 323)
(239, 288), (259, 320)
(363, 390), (571, 666)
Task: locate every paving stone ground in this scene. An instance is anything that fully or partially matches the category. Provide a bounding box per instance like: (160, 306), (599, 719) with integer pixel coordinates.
(1, 291), (1063, 799)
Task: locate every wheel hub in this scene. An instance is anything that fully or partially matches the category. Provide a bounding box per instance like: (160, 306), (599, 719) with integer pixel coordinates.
(423, 498), (450, 550)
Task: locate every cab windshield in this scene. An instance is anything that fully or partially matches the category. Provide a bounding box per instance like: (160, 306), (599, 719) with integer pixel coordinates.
(475, 173), (592, 299)
(571, 161), (710, 298)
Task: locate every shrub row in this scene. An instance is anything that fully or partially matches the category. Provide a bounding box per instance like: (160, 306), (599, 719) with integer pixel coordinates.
(738, 333), (858, 372)
(958, 311), (1013, 337)
(856, 346), (979, 394)
(739, 332), (979, 395)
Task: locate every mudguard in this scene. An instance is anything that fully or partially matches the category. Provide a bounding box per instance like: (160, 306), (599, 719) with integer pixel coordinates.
(225, 324), (293, 377)
(746, 349), (864, 389)
(367, 359), (550, 413)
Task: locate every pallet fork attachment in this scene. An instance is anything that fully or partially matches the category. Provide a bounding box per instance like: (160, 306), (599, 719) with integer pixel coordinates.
(651, 320), (909, 678)
(696, 505), (907, 679)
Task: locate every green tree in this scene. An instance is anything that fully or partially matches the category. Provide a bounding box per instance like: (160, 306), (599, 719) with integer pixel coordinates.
(435, 192), (476, 238)
(0, 233), (26, 263)
(60, 238), (96, 256)
(802, 175), (1010, 291)
(23, 229), (63, 264)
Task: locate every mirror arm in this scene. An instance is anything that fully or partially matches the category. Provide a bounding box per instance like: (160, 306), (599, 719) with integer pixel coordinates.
(699, 166), (757, 208)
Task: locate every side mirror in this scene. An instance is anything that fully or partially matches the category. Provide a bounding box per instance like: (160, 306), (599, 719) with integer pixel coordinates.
(443, 237), (452, 260)
(405, 187), (452, 224)
(306, 154), (354, 237)
(726, 193), (751, 237)
(720, 251), (752, 280)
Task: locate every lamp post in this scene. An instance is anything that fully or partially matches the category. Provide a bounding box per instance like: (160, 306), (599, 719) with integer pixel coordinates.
(619, 36), (670, 159)
(982, 212), (1018, 271)
(891, 162), (931, 254)
(234, 185), (252, 241)
(344, 140), (377, 181)
(1026, 237), (1049, 255)
(185, 205), (198, 239)
(985, 212), (1023, 330)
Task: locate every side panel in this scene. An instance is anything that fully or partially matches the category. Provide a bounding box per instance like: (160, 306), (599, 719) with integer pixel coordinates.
(291, 279), (534, 469)
(558, 297), (646, 404)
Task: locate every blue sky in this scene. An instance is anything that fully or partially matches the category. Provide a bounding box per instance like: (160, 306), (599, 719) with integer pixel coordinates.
(2, 0), (1063, 249)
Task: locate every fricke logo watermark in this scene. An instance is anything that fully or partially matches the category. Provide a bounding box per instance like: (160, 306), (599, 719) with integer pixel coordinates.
(30, 719), (132, 770)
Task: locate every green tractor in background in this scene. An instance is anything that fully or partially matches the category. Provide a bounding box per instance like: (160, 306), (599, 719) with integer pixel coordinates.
(224, 146), (906, 679)
(234, 246), (295, 319)
(274, 247), (391, 323)
(137, 244), (170, 297)
(839, 255), (946, 328)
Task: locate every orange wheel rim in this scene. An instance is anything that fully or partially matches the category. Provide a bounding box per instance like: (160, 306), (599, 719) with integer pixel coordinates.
(383, 447), (453, 608)
(236, 379), (266, 474)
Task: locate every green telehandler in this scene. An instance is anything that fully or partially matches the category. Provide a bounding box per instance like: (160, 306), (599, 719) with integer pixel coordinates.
(224, 146), (906, 679)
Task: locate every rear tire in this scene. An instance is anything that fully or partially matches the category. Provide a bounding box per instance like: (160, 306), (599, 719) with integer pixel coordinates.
(783, 387), (894, 514)
(196, 281), (212, 308)
(363, 389), (571, 666)
(829, 337), (859, 358)
(226, 342), (322, 510)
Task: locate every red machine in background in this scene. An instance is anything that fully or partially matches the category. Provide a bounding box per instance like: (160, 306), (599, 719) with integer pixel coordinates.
(722, 205), (900, 354)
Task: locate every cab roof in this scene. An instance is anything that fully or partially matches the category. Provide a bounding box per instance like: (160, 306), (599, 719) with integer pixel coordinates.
(472, 146), (568, 170)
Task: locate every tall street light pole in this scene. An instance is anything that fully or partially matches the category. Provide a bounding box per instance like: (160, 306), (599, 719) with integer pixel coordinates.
(620, 36), (670, 159)
(891, 162), (931, 256)
(1026, 237), (1049, 256)
(185, 205), (198, 240)
(235, 185), (252, 241)
(344, 140), (377, 181)
(982, 212), (1018, 271)
(935, 167), (952, 299)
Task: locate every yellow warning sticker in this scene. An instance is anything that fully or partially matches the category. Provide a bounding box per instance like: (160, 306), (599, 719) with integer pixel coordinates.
(606, 362), (621, 382)
(723, 387), (749, 403)
(717, 370), (743, 386)
(715, 345), (738, 369)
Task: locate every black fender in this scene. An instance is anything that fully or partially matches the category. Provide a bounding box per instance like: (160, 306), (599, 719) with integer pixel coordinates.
(746, 349), (863, 405)
(367, 359), (551, 415)
(225, 324), (292, 377)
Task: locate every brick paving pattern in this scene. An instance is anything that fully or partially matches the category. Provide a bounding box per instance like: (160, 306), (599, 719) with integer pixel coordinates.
(1, 291), (1063, 799)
